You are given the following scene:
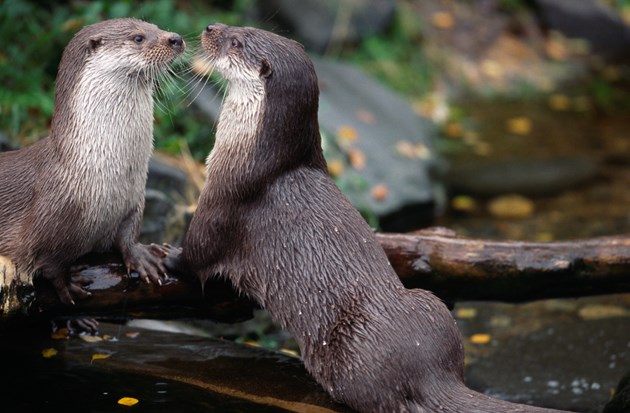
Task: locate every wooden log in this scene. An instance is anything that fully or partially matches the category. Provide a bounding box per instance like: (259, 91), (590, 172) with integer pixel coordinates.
(1, 229), (629, 322)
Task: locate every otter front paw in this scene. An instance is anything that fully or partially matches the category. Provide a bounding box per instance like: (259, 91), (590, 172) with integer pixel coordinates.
(150, 243), (188, 276)
(45, 270), (92, 305)
(123, 243), (168, 285)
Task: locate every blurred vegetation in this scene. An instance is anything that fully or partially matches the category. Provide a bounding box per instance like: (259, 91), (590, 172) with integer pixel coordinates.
(2, 0), (630, 161)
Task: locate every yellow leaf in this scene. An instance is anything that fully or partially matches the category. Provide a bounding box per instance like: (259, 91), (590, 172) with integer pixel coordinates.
(42, 348), (58, 358)
(336, 125), (359, 144)
(91, 353), (112, 363)
(80, 335), (103, 343)
(506, 117), (532, 135)
(51, 328), (70, 340)
(327, 159), (345, 177)
(470, 334), (492, 344)
(347, 148), (366, 170)
(371, 184), (389, 201)
(548, 94), (570, 111)
(431, 11), (455, 29)
(117, 397), (139, 407)
(455, 307), (477, 319)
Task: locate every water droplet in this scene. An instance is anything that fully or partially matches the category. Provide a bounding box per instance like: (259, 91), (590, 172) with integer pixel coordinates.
(547, 380), (559, 388)
(415, 341), (420, 346)
(334, 226), (339, 233)
(323, 341), (327, 346)
(298, 310), (302, 315)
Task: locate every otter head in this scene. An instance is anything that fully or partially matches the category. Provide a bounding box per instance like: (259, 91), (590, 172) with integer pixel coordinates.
(200, 24), (324, 173)
(51, 18), (185, 139)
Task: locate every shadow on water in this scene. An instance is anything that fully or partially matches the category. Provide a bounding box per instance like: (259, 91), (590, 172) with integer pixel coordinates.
(0, 322), (349, 413)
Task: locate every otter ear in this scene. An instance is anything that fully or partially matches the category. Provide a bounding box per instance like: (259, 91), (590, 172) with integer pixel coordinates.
(260, 59), (272, 79)
(88, 37), (103, 51)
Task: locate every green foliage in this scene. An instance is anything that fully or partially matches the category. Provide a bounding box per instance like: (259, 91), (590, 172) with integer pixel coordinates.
(0, 0), (253, 156)
(337, 2), (434, 98)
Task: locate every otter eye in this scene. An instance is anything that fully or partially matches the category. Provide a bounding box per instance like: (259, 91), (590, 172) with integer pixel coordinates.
(134, 35), (145, 44)
(231, 38), (242, 48)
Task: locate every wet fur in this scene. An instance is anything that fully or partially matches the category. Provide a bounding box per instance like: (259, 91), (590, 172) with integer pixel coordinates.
(180, 24), (571, 413)
(0, 18), (183, 304)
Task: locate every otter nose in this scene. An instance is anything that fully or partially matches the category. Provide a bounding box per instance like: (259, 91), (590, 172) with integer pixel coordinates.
(168, 34), (184, 48)
(205, 23), (226, 33)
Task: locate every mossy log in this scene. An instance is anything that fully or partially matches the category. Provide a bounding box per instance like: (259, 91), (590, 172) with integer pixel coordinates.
(1, 228), (629, 323)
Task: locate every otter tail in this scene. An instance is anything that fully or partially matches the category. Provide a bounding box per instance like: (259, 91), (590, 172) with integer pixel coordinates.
(406, 382), (573, 413)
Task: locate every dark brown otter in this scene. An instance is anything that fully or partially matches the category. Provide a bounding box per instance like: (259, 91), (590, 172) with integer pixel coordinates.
(166, 24), (572, 412)
(0, 18), (185, 306)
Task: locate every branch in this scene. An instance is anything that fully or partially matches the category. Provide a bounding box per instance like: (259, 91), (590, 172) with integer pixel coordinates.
(2, 229), (629, 322)
(380, 228), (630, 302)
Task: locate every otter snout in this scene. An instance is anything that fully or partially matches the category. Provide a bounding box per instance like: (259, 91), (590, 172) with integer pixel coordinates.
(168, 34), (184, 49)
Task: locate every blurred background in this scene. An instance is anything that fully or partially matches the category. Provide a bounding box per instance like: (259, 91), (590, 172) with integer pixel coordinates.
(1, 1), (629, 412)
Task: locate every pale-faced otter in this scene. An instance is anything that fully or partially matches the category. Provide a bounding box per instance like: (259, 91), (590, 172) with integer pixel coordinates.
(0, 18), (185, 305)
(165, 24), (572, 412)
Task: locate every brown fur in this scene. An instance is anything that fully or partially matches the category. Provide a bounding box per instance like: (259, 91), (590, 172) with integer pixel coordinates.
(0, 18), (184, 305)
(172, 24), (572, 413)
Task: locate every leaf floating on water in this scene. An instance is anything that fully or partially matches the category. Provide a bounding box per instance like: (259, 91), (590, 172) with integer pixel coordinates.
(51, 328), (70, 340)
(42, 348), (58, 358)
(117, 397), (139, 407)
(125, 331), (140, 339)
(470, 334), (492, 344)
(91, 353), (112, 363)
(80, 335), (103, 343)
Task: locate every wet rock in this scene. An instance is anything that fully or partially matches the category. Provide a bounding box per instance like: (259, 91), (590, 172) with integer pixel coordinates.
(603, 372), (630, 413)
(445, 156), (599, 197)
(463, 316), (628, 412)
(314, 57), (444, 231)
(531, 0), (630, 61)
(253, 0), (395, 53)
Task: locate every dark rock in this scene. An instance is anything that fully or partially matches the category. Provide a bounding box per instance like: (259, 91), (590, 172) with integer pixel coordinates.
(531, 0), (630, 61)
(464, 316), (628, 413)
(445, 156), (599, 197)
(147, 155), (189, 200)
(253, 0), (396, 53)
(315, 57), (444, 231)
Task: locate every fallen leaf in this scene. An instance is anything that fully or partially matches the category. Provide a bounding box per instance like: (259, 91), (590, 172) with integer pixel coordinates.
(125, 331), (140, 339)
(455, 307), (477, 319)
(347, 148), (366, 170)
(488, 194), (535, 219)
(431, 11), (455, 29)
(336, 125), (359, 144)
(117, 397), (139, 407)
(327, 159), (345, 177)
(80, 335), (103, 343)
(548, 94), (570, 111)
(371, 184), (389, 201)
(42, 348), (58, 358)
(444, 122), (464, 138)
(506, 116), (532, 135)
(91, 353), (112, 363)
(470, 334), (492, 344)
(51, 328), (70, 340)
